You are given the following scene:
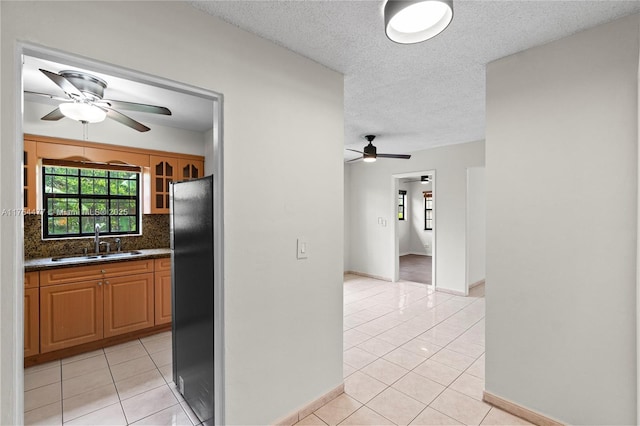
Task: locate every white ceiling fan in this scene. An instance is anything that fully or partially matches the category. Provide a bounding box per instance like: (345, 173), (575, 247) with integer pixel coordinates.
(25, 68), (172, 132)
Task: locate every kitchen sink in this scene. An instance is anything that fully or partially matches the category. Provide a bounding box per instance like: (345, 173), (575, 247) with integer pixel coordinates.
(50, 250), (143, 262)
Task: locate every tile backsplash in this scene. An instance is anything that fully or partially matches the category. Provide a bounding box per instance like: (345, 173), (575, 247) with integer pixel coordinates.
(24, 214), (170, 259)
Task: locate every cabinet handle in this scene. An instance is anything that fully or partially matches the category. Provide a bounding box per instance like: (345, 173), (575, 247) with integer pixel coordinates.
(105, 281), (110, 285)
(98, 282), (103, 286)
(101, 269), (106, 274)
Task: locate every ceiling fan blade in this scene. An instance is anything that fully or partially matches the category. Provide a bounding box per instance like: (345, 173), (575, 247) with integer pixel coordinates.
(377, 153), (412, 159)
(24, 90), (70, 102)
(39, 69), (84, 99)
(103, 107), (150, 132)
(346, 157), (363, 163)
(99, 99), (172, 116)
(346, 148), (364, 154)
(41, 107), (65, 121)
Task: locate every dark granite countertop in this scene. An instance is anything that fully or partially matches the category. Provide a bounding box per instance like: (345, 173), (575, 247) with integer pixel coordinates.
(24, 248), (171, 272)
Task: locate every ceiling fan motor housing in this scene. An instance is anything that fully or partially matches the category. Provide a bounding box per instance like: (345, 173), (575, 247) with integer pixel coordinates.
(59, 70), (107, 100)
(363, 142), (377, 159)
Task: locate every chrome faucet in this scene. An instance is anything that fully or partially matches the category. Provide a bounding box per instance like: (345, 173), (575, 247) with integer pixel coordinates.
(94, 224), (101, 254)
(115, 238), (122, 253)
(100, 241), (111, 254)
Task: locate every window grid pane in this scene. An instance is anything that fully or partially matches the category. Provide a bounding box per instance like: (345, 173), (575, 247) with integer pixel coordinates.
(43, 165), (140, 239)
(398, 190), (406, 221)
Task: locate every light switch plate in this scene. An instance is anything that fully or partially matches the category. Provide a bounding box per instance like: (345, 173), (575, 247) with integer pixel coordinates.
(297, 238), (308, 259)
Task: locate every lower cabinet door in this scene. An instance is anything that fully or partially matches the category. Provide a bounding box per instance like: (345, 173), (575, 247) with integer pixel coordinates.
(40, 281), (103, 353)
(154, 268), (172, 325)
(103, 273), (154, 338)
(24, 288), (39, 357)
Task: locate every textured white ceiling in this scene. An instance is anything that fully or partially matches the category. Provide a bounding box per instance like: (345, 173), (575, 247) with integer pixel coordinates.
(190, 0), (640, 160)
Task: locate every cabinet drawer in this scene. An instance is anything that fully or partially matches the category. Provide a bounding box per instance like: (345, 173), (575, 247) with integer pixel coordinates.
(154, 257), (171, 272)
(40, 259), (154, 286)
(25, 271), (39, 289)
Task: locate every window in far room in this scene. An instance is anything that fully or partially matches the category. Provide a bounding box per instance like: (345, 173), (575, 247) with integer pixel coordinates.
(424, 190), (433, 230)
(398, 190), (407, 220)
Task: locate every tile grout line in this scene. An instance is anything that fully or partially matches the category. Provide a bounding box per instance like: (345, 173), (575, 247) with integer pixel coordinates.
(338, 278), (486, 426)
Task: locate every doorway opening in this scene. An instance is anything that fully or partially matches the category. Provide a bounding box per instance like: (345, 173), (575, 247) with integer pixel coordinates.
(16, 43), (225, 425)
(392, 171), (436, 288)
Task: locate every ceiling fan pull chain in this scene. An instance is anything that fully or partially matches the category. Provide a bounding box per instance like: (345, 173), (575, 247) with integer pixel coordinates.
(82, 122), (89, 141)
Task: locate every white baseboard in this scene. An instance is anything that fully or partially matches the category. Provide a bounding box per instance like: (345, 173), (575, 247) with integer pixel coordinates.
(483, 391), (564, 426)
(272, 384), (344, 425)
(435, 286), (466, 296)
(399, 252), (430, 257)
(344, 271), (392, 282)
(469, 279), (485, 288)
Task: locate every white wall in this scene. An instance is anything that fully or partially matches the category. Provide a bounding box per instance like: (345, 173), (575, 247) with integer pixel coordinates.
(408, 181), (433, 256)
(466, 167), (485, 285)
(485, 14), (638, 424)
(1, 2), (344, 425)
(344, 164), (351, 271)
(204, 127), (215, 176)
(24, 101), (207, 156)
(347, 140), (484, 293)
(398, 182), (411, 255)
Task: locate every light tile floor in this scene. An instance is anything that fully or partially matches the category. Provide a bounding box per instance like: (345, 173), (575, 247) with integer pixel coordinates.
(298, 275), (532, 426)
(25, 276), (528, 426)
(24, 331), (200, 426)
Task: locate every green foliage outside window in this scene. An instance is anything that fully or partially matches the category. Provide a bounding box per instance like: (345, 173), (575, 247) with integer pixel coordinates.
(42, 165), (140, 238)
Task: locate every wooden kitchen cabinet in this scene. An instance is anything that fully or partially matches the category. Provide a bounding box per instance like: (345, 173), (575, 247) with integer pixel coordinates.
(154, 258), (172, 325)
(150, 156), (178, 213)
(23, 139), (37, 210)
(178, 159), (204, 181)
(40, 280), (104, 353)
(103, 273), (154, 338)
(24, 271), (40, 357)
(38, 259), (157, 353)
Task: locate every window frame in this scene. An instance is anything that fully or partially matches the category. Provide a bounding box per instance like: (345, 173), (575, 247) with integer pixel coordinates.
(41, 160), (141, 239)
(398, 190), (407, 221)
(424, 191), (433, 230)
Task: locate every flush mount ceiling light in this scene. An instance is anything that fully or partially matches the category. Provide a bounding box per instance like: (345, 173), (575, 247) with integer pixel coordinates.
(59, 102), (107, 123)
(384, 0), (453, 44)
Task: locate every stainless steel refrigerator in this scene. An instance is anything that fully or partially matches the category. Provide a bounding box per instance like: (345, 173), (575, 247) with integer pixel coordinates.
(170, 175), (214, 426)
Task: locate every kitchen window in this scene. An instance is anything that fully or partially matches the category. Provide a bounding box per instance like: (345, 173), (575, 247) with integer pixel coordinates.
(42, 160), (141, 239)
(398, 190), (406, 220)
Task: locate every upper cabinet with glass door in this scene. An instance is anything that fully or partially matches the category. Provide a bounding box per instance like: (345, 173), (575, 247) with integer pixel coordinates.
(150, 156), (205, 214)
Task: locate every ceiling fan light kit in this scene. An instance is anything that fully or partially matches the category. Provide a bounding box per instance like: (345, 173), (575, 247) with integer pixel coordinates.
(384, 0), (453, 44)
(363, 141), (377, 162)
(58, 102), (106, 123)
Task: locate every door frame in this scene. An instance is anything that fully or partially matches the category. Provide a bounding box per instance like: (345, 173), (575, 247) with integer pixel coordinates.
(10, 42), (226, 425)
(391, 170), (436, 288)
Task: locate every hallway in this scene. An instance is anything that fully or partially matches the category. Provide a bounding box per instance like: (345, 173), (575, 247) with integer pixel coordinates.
(297, 275), (528, 425)
(399, 255), (432, 285)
